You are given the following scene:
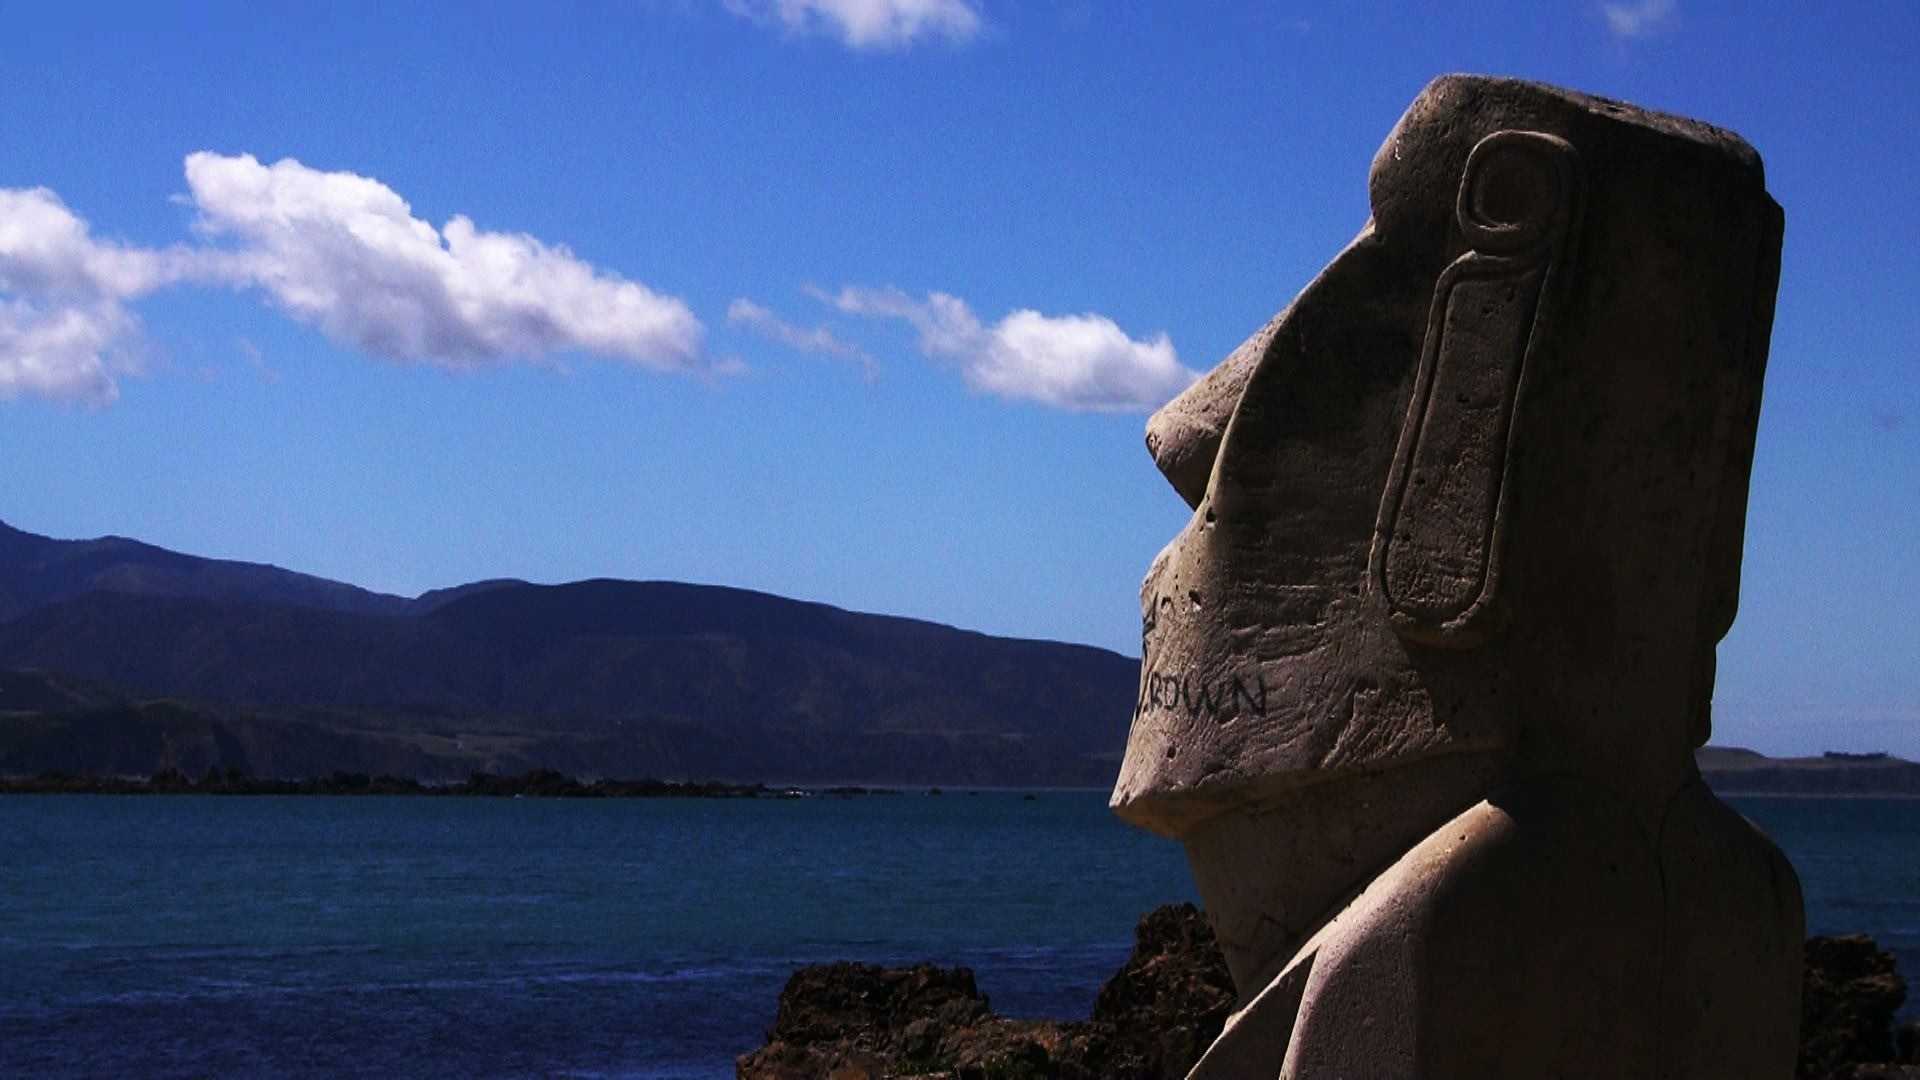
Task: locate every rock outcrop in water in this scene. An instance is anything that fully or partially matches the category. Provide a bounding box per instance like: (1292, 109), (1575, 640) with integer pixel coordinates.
(1088, 903), (1238, 1074)
(735, 903), (1233, 1080)
(1800, 934), (1920, 1079)
(740, 914), (1920, 1080)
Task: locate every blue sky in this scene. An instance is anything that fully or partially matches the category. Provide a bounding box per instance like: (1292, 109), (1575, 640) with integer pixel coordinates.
(0, 1), (1913, 756)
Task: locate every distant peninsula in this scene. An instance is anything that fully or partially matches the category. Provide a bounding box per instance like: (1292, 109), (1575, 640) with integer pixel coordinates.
(0, 519), (1910, 795)
(1695, 746), (1920, 797)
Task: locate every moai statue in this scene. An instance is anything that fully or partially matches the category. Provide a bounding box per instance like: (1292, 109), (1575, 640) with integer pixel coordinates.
(1112, 76), (1804, 1080)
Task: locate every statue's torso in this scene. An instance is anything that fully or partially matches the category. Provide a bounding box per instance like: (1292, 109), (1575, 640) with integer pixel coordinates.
(1189, 776), (1802, 1080)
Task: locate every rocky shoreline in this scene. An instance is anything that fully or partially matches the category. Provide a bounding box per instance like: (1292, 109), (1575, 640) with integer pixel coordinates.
(740, 906), (1920, 1080)
(0, 767), (900, 798)
(738, 904), (1235, 1080)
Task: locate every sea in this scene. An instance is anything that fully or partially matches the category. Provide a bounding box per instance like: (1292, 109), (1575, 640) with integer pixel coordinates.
(1, 792), (1914, 1080)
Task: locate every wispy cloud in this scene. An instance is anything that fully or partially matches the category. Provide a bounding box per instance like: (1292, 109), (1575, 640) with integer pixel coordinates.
(0, 156), (713, 403)
(1601, 0), (1676, 40)
(235, 336), (280, 383)
(814, 285), (1197, 412)
(722, 0), (983, 49)
(728, 297), (874, 375)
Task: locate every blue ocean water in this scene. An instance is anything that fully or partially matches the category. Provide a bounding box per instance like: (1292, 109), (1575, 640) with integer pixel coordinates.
(0, 792), (1912, 1079)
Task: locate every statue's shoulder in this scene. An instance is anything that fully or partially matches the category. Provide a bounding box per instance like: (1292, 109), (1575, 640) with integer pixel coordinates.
(1281, 776), (1665, 1080)
(1654, 779), (1805, 1079)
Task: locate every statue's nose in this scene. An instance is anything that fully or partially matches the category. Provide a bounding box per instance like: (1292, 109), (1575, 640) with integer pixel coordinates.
(1145, 407), (1222, 511)
(1146, 312), (1276, 510)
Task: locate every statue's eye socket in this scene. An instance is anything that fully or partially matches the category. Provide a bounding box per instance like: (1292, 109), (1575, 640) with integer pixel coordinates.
(1471, 151), (1557, 227)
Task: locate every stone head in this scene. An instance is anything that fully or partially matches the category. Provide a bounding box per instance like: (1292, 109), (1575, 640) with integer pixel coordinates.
(1111, 77), (1783, 981)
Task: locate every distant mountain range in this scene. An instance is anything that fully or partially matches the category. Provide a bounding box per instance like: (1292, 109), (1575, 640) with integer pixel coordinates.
(0, 520), (1134, 785)
(0, 520), (417, 621)
(0, 519), (1910, 794)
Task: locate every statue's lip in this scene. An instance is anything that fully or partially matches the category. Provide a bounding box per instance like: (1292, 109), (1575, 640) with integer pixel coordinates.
(1110, 745), (1507, 839)
(1110, 761), (1331, 838)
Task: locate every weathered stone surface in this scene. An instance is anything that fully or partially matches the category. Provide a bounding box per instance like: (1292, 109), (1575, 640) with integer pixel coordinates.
(735, 904), (1231, 1080)
(1112, 74), (1804, 1078)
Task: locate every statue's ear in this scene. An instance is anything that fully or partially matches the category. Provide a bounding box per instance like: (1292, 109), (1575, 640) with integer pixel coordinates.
(1371, 131), (1585, 648)
(1687, 196), (1784, 745)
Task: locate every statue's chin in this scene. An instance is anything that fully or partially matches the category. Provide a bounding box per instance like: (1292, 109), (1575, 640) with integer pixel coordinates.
(1174, 750), (1509, 995)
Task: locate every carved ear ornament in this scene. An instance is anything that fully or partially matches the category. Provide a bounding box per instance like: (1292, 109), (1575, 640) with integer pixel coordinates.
(1371, 130), (1585, 648)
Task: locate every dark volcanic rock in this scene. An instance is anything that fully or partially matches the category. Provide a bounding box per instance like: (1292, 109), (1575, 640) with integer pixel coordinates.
(769, 963), (994, 1046)
(736, 904), (1231, 1080)
(1089, 902), (1236, 1075)
(743, 915), (1920, 1080)
(735, 961), (1113, 1080)
(1799, 934), (1920, 1080)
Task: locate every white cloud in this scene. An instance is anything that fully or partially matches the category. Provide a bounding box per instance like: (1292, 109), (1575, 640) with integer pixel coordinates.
(0, 187), (174, 299)
(0, 298), (131, 404)
(183, 152), (707, 372)
(1601, 0), (1676, 39)
(728, 297), (874, 375)
(722, 0), (982, 49)
(0, 187), (181, 404)
(0, 159), (714, 403)
(816, 285), (1197, 412)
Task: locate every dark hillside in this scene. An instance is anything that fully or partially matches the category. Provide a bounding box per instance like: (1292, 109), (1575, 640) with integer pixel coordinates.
(0, 582), (1135, 758)
(0, 522), (1138, 784)
(0, 520), (410, 620)
(428, 580), (1133, 754)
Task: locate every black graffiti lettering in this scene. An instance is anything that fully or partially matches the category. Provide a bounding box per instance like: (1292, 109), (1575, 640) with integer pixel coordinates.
(1137, 668), (1269, 722)
(1184, 678), (1218, 721)
(1150, 672), (1183, 710)
(1230, 676), (1268, 717)
(1136, 671), (1176, 717)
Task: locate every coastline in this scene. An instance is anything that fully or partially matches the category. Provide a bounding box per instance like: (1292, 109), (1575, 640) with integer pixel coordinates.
(11, 764), (1920, 802)
(0, 767), (904, 798)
